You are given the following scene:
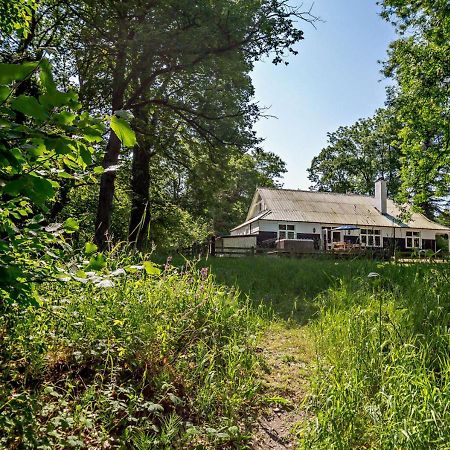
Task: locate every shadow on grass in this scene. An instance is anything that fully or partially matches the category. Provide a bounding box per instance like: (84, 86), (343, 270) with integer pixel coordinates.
(154, 254), (384, 325)
(155, 254), (449, 327)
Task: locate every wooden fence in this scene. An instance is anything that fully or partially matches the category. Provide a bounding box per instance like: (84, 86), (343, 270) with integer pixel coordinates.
(176, 240), (450, 262)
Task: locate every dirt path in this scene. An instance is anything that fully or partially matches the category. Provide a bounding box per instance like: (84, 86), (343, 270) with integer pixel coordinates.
(251, 324), (314, 449)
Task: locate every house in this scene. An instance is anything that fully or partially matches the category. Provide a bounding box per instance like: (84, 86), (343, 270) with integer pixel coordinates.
(229, 180), (450, 253)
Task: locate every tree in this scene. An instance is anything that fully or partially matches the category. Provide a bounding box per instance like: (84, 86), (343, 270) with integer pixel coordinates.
(63, 0), (314, 249)
(380, 0), (450, 215)
(178, 148), (287, 235)
(0, 57), (108, 305)
(308, 108), (401, 196)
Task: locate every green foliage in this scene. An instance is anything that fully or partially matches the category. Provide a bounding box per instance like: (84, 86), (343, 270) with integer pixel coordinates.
(110, 114), (137, 148)
(0, 262), (262, 448)
(0, 60), (105, 306)
(150, 204), (213, 249)
(0, 57), (138, 307)
(308, 108), (401, 197)
(380, 0), (450, 211)
(0, 0), (36, 38)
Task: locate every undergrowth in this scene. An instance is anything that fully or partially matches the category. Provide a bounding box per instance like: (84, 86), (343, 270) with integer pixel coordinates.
(0, 262), (263, 449)
(3, 255), (448, 449)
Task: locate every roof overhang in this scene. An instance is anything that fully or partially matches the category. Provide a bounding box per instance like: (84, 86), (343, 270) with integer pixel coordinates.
(231, 210), (270, 231)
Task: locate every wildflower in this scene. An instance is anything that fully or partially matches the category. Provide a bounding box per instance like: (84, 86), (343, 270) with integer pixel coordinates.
(95, 279), (115, 288)
(110, 268), (126, 276)
(200, 267), (208, 280)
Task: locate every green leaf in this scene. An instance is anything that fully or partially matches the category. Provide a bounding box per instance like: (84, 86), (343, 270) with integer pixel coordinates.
(79, 143), (92, 166)
(28, 138), (47, 157)
(39, 59), (56, 94)
(44, 137), (75, 155)
(0, 86), (11, 102)
(53, 111), (76, 125)
(11, 95), (48, 120)
(39, 89), (78, 108)
(29, 176), (56, 205)
(0, 62), (39, 84)
(93, 166), (104, 174)
(83, 125), (104, 143)
(143, 261), (161, 276)
(63, 218), (79, 233)
(86, 253), (106, 271)
(4, 175), (55, 206)
(110, 115), (136, 147)
(85, 242), (98, 255)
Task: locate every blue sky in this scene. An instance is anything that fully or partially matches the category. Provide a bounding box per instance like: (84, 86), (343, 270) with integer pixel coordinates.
(251, 0), (397, 189)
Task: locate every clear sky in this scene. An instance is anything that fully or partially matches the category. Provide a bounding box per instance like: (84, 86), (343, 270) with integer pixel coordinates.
(251, 0), (397, 189)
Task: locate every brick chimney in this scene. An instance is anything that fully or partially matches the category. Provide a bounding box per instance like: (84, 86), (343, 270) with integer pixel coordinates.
(375, 178), (387, 214)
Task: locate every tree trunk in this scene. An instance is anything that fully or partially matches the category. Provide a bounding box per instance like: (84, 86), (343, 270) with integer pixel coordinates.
(94, 130), (122, 249)
(93, 20), (127, 250)
(128, 106), (156, 250)
(128, 142), (152, 250)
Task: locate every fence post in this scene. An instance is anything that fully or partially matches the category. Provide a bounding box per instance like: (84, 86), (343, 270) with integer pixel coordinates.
(210, 235), (216, 257)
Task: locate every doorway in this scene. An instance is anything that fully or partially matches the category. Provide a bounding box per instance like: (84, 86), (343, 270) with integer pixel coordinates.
(332, 230), (341, 244)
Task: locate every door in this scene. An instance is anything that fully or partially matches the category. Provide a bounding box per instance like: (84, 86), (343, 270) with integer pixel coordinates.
(332, 230), (341, 244)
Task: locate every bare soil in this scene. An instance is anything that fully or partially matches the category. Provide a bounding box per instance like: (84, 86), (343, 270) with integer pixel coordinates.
(250, 325), (314, 449)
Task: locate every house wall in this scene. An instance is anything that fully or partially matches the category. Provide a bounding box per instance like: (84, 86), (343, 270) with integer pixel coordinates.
(230, 225), (250, 236)
(258, 220), (322, 234)
(232, 219), (449, 250)
(256, 221), (448, 249)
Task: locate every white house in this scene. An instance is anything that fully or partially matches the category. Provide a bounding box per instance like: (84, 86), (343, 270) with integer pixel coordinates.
(229, 180), (450, 253)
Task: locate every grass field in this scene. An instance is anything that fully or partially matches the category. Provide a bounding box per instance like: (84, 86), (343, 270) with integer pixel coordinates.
(1, 255), (449, 448)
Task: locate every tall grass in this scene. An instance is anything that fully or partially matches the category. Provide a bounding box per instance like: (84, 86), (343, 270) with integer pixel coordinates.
(0, 262), (263, 448)
(3, 254), (448, 448)
(300, 263), (450, 449)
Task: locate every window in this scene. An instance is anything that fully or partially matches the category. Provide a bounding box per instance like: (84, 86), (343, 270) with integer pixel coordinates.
(279, 224), (295, 240)
(360, 229), (381, 247)
(406, 231), (421, 248)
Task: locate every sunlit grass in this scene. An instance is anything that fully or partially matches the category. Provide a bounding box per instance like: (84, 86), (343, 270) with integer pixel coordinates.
(299, 263), (450, 449)
(3, 255), (448, 448)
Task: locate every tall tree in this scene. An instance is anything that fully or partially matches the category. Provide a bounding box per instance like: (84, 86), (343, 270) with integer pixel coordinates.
(308, 108), (401, 196)
(65, 0), (314, 249)
(381, 0), (450, 215)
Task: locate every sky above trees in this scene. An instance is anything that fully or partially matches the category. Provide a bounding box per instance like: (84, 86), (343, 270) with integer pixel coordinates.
(252, 0), (397, 189)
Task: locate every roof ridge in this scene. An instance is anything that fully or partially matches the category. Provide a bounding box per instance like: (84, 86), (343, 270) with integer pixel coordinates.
(257, 187), (374, 199)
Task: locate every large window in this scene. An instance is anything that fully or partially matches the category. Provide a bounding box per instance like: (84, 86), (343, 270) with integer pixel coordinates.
(279, 224), (295, 240)
(360, 229), (381, 247)
(406, 231), (421, 248)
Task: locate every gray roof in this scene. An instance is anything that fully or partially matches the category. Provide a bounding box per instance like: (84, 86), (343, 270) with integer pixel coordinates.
(231, 188), (449, 231)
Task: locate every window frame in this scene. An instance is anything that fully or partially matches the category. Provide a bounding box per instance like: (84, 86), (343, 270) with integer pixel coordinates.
(360, 228), (382, 247)
(405, 231), (421, 249)
(278, 223), (295, 240)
